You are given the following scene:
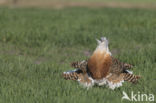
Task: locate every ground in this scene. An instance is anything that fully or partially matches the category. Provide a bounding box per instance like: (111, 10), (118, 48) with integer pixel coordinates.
(0, 1), (156, 103)
(1, 0), (156, 9)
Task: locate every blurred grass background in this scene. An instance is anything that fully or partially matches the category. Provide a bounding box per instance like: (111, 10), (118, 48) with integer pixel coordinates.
(4, 0), (156, 3)
(0, 0), (156, 103)
(0, 0), (156, 8)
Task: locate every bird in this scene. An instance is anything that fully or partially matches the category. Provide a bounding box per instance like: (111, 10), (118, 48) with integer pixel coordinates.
(63, 37), (140, 89)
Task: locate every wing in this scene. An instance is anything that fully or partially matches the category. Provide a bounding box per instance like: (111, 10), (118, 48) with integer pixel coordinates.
(123, 73), (141, 83)
(71, 60), (88, 73)
(63, 69), (94, 88)
(63, 69), (82, 80)
(110, 57), (133, 74)
(105, 72), (140, 89)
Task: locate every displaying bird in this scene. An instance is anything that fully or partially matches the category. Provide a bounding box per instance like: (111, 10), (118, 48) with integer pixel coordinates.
(63, 37), (140, 89)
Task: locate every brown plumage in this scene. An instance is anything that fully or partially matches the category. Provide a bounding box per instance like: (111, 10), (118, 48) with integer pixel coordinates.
(123, 73), (141, 83)
(88, 53), (112, 79)
(63, 68), (93, 87)
(110, 57), (133, 74)
(71, 60), (88, 73)
(63, 37), (141, 89)
(63, 69), (81, 80)
(68, 57), (140, 83)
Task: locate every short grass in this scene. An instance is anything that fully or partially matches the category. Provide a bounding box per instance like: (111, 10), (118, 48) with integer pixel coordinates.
(0, 7), (156, 103)
(16, 0), (156, 3)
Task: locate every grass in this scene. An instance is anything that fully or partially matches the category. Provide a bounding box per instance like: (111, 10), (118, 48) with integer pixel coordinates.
(16, 0), (156, 3)
(4, 0), (156, 9)
(0, 7), (156, 103)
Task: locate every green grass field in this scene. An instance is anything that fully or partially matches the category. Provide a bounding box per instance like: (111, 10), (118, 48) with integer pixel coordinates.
(0, 7), (156, 103)
(11, 0), (156, 3)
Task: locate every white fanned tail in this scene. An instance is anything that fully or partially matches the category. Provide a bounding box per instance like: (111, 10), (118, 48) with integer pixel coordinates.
(95, 37), (111, 55)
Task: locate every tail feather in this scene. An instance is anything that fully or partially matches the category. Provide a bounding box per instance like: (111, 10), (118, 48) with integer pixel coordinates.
(95, 37), (111, 55)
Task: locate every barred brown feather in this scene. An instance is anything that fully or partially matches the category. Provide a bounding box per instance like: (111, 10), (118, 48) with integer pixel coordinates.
(63, 70), (80, 80)
(69, 58), (140, 83)
(71, 60), (88, 73)
(63, 69), (93, 86)
(63, 37), (141, 89)
(123, 73), (140, 83)
(71, 57), (134, 75)
(110, 57), (133, 74)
